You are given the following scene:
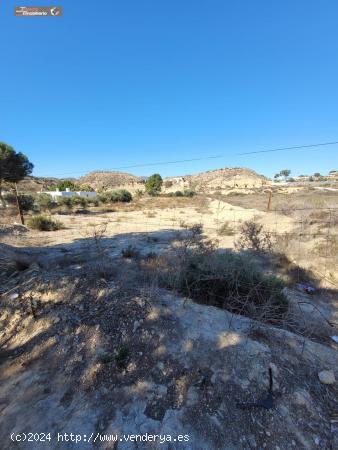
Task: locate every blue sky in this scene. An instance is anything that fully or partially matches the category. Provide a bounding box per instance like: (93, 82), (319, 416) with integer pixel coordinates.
(1, 0), (338, 179)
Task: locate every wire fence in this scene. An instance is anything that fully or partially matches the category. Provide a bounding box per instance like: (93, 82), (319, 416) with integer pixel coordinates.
(68, 198), (338, 288)
(2, 191), (338, 287)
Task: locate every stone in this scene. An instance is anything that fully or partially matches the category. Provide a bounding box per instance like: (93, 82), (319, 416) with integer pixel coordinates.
(133, 320), (141, 332)
(293, 389), (311, 407)
(247, 435), (257, 448)
(318, 370), (336, 385)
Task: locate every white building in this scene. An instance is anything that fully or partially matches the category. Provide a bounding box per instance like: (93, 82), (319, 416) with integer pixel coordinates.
(42, 188), (97, 200)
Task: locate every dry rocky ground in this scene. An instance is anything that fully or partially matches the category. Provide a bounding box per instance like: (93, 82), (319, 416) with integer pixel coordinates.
(1, 190), (338, 449)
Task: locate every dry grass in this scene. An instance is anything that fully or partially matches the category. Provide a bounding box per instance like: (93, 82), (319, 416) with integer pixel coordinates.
(217, 222), (235, 236)
(145, 211), (157, 218)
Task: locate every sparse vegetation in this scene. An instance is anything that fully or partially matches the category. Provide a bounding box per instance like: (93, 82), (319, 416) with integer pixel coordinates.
(114, 345), (129, 368)
(148, 228), (288, 324)
(99, 189), (132, 203)
(313, 236), (338, 258)
(57, 196), (74, 209)
(28, 215), (64, 231)
(168, 189), (196, 198)
(70, 195), (88, 208)
(121, 245), (139, 258)
(235, 220), (273, 252)
(4, 193), (35, 211)
(35, 193), (56, 211)
(217, 221), (235, 236)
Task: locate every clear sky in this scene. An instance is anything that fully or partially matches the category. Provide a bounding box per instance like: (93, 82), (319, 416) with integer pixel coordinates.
(1, 0), (338, 179)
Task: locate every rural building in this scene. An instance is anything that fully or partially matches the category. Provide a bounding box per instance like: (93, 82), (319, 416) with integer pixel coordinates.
(41, 188), (97, 200)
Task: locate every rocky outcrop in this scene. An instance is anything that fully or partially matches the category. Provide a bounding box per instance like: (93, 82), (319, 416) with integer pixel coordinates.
(164, 168), (270, 193)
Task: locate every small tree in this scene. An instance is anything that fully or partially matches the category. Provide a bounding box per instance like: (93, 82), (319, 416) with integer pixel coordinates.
(79, 183), (94, 192)
(145, 174), (163, 194)
(314, 172), (321, 177)
(0, 142), (33, 205)
(47, 180), (80, 191)
(279, 169), (291, 181)
(4, 193), (35, 211)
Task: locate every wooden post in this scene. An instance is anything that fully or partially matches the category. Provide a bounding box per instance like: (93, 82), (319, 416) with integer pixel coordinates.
(14, 183), (25, 225)
(267, 191), (272, 212)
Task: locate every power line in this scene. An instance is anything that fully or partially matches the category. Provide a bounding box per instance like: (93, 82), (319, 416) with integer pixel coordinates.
(39, 140), (338, 177)
(237, 140), (338, 155)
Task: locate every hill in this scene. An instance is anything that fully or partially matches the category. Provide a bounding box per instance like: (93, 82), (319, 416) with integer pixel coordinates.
(78, 171), (145, 192)
(16, 168), (269, 194)
(164, 167), (269, 193)
(14, 176), (75, 193)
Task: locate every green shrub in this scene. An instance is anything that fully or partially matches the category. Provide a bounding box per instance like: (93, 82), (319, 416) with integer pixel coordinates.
(183, 189), (196, 197)
(145, 174), (163, 194)
(98, 193), (109, 204)
(57, 197), (73, 208)
(79, 183), (94, 191)
(114, 345), (129, 368)
(70, 196), (88, 208)
(28, 215), (64, 231)
(167, 190), (195, 198)
(4, 193), (35, 211)
(135, 189), (144, 198)
(35, 194), (55, 211)
(47, 180), (77, 191)
(111, 189), (132, 202)
(99, 190), (132, 203)
(147, 188), (160, 197)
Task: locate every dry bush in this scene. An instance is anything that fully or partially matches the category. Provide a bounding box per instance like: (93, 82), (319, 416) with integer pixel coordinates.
(313, 236), (338, 258)
(145, 211), (157, 218)
(235, 220), (273, 252)
(217, 221), (235, 236)
(142, 225), (288, 324)
(28, 215), (64, 231)
(308, 210), (330, 224)
(273, 232), (293, 254)
(121, 245), (139, 259)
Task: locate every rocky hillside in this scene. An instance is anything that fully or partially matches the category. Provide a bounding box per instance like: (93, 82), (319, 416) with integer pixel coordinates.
(78, 171), (145, 193)
(1, 232), (337, 449)
(16, 168), (269, 195)
(164, 168), (269, 193)
(15, 176), (75, 193)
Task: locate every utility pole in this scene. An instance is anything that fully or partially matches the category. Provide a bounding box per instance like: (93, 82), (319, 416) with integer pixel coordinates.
(14, 182), (25, 225)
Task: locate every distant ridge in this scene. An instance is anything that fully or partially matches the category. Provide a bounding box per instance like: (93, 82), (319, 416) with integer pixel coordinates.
(17, 167), (269, 194)
(164, 167), (269, 193)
